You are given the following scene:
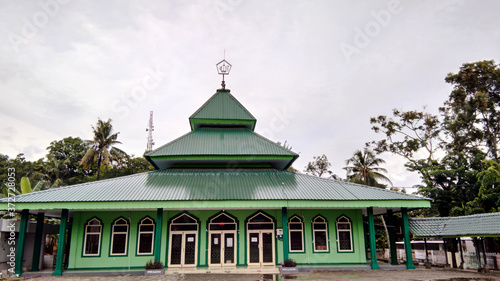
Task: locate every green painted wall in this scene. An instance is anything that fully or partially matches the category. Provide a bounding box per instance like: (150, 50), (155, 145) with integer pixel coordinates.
(68, 208), (366, 270)
(68, 211), (160, 270)
(287, 209), (366, 265)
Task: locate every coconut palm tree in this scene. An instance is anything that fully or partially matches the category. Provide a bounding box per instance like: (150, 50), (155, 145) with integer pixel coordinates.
(344, 148), (393, 253)
(80, 118), (126, 180)
(343, 148), (392, 187)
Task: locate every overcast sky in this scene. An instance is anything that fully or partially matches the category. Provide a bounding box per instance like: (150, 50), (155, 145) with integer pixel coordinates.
(1, 0), (499, 188)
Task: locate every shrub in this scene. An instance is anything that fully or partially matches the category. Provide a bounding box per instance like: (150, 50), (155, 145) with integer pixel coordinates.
(283, 258), (297, 267)
(145, 260), (164, 269)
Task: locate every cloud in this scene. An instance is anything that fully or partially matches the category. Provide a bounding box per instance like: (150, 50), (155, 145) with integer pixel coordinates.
(1, 0), (500, 188)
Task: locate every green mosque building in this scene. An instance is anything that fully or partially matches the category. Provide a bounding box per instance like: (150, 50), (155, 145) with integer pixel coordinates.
(1, 61), (430, 276)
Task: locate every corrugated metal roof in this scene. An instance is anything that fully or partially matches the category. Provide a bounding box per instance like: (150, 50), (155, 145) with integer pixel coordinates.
(3, 170), (428, 203)
(409, 212), (500, 237)
(189, 90), (256, 122)
(146, 128), (298, 157)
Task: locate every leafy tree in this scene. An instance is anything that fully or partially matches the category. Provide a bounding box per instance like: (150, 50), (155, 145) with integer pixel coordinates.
(441, 60), (500, 161)
(369, 108), (441, 181)
(46, 137), (92, 179)
(304, 154), (339, 178)
(81, 118), (126, 180)
(419, 150), (484, 217)
(99, 156), (154, 180)
(343, 148), (392, 188)
(459, 160), (500, 214)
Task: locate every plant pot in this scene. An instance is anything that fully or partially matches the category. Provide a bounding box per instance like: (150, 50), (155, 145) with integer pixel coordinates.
(145, 268), (165, 275)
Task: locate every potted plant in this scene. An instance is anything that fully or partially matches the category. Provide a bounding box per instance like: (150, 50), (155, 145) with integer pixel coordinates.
(145, 260), (165, 275)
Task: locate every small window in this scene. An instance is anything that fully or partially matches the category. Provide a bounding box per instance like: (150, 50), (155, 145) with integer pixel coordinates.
(137, 217), (155, 255)
(336, 216), (353, 252)
(110, 218), (129, 256)
(288, 216), (304, 252)
(83, 218), (102, 256)
(312, 216), (329, 252)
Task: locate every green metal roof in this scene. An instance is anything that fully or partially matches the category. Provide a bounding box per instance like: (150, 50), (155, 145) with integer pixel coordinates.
(189, 90), (256, 130)
(409, 212), (500, 238)
(145, 128), (298, 170)
(1, 170), (429, 207)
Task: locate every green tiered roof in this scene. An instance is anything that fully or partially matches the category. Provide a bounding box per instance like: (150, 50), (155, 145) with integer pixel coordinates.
(145, 128), (297, 170)
(146, 89), (297, 170)
(189, 89), (256, 130)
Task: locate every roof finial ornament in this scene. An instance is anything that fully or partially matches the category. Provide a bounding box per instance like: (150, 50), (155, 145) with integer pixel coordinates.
(216, 53), (232, 90)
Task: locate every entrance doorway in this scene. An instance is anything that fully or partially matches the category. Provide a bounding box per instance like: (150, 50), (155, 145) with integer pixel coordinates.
(208, 213), (237, 267)
(247, 212), (275, 266)
(168, 213), (198, 267)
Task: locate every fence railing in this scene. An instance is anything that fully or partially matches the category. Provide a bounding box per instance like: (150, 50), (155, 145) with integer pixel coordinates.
(384, 249), (499, 270)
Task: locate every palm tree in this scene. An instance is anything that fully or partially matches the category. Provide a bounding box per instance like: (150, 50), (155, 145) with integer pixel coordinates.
(343, 148), (392, 187)
(344, 148), (393, 252)
(80, 118), (126, 180)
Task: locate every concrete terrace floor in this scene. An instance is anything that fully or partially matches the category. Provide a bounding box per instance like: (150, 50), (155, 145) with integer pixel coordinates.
(9, 267), (500, 281)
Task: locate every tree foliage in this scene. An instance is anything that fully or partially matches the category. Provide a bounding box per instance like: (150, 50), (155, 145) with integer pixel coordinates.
(370, 60), (500, 217)
(81, 118), (126, 180)
(344, 148), (392, 188)
(441, 60), (500, 161)
(304, 154), (338, 178)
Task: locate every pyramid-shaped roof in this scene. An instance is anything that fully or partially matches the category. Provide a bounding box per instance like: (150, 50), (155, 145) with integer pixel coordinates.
(189, 89), (256, 130)
(147, 88), (297, 170)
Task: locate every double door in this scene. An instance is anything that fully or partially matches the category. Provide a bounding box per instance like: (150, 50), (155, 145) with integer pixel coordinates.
(169, 232), (197, 267)
(209, 231), (236, 267)
(248, 231), (274, 266)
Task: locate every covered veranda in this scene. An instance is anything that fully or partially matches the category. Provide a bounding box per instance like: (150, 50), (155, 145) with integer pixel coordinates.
(409, 212), (500, 271)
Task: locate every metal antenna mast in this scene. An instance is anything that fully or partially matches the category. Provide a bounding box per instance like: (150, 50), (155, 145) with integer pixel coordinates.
(146, 111), (155, 151)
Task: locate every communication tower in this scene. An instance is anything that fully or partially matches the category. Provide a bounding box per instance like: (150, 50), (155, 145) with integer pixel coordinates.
(146, 111), (155, 151)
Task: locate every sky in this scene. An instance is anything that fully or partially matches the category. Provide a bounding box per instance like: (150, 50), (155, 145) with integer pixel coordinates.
(1, 0), (499, 189)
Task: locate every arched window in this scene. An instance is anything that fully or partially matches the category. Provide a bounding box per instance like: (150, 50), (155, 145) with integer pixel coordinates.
(336, 216), (353, 252)
(288, 215), (304, 252)
(83, 217), (102, 256)
(110, 217), (129, 256)
(312, 215), (329, 252)
(137, 217), (155, 255)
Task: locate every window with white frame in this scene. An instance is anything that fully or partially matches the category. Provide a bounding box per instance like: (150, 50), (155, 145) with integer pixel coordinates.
(312, 216), (329, 252)
(336, 216), (353, 252)
(137, 217), (155, 255)
(83, 218), (102, 256)
(288, 216), (304, 252)
(110, 217), (129, 256)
